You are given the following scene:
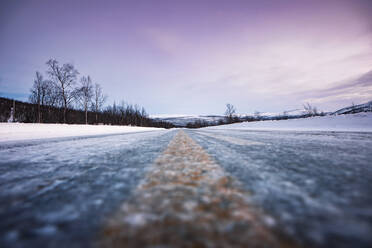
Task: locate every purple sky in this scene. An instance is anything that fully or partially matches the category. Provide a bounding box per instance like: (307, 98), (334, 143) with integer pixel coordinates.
(1, 0), (372, 115)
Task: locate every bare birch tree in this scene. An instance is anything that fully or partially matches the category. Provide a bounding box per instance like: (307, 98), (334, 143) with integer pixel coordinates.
(92, 83), (106, 124)
(76, 76), (93, 124)
(29, 71), (49, 123)
(303, 103), (318, 116)
(46, 59), (79, 123)
(225, 103), (236, 123)
(44, 82), (60, 107)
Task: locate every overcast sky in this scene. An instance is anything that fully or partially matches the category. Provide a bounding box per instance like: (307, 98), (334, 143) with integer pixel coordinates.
(1, 0), (371, 115)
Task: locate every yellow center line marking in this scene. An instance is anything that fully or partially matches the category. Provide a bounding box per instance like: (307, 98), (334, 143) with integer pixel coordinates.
(101, 130), (299, 248)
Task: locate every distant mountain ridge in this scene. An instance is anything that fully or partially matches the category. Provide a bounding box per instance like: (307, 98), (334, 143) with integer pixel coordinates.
(151, 115), (224, 127)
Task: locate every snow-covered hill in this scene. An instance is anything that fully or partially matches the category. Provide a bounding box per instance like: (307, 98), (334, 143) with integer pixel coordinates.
(151, 115), (225, 126)
(152, 100), (372, 127)
(151, 110), (309, 127)
(206, 113), (372, 132)
(332, 101), (372, 115)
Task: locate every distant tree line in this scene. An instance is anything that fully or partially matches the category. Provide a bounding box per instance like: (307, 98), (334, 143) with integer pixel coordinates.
(2, 58), (174, 128)
(183, 103), (326, 128)
(184, 104), (243, 128)
(0, 97), (173, 128)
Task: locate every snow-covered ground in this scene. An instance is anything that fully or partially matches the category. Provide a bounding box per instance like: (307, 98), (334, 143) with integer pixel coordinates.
(0, 123), (162, 142)
(253, 108), (308, 117)
(207, 113), (372, 132)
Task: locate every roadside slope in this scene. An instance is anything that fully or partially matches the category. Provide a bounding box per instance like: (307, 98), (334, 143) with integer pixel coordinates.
(0, 123), (163, 142)
(206, 113), (372, 132)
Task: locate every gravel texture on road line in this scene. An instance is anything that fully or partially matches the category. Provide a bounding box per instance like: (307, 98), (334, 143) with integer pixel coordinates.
(101, 130), (299, 248)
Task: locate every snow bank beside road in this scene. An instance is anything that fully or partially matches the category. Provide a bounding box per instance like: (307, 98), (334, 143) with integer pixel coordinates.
(207, 113), (372, 132)
(0, 123), (163, 142)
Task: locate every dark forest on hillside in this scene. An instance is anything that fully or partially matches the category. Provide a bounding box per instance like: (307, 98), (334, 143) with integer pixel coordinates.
(0, 97), (174, 128)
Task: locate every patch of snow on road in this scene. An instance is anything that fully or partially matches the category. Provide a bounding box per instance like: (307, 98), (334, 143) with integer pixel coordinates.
(196, 131), (264, 146)
(0, 123), (163, 142)
(207, 113), (372, 132)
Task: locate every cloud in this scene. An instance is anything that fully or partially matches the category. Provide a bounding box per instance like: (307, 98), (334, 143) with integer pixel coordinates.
(300, 70), (372, 105)
(333, 70), (372, 90)
(141, 28), (189, 59)
(319, 70), (372, 95)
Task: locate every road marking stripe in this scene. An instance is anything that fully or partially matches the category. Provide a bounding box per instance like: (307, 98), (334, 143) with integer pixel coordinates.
(100, 130), (298, 248)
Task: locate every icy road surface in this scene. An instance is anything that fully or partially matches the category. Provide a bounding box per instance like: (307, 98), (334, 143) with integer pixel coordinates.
(0, 130), (175, 248)
(0, 128), (372, 248)
(187, 129), (372, 248)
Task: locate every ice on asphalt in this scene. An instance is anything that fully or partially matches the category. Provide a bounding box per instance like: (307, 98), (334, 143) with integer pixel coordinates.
(187, 117), (372, 247)
(0, 129), (175, 248)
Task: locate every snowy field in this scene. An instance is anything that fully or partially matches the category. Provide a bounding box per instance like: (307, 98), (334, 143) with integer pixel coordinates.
(0, 123), (162, 142)
(207, 113), (372, 132)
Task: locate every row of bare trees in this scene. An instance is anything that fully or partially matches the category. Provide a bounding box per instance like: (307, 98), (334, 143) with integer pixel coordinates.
(30, 59), (106, 124)
(28, 58), (174, 128)
(303, 103), (319, 116)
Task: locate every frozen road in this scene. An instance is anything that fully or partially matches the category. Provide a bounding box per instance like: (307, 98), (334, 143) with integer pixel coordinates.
(0, 130), (175, 248)
(1, 128), (372, 248)
(187, 129), (372, 248)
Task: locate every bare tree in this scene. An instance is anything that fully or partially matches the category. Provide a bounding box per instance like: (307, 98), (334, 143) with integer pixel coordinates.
(303, 103), (312, 115)
(141, 107), (147, 126)
(29, 71), (50, 123)
(46, 59), (79, 123)
(76, 76), (93, 124)
(8, 100), (16, 123)
(44, 82), (60, 107)
(225, 103), (236, 123)
(303, 103), (318, 116)
(92, 83), (106, 124)
(351, 102), (357, 113)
